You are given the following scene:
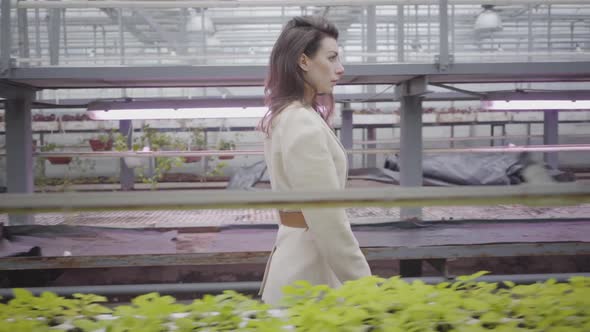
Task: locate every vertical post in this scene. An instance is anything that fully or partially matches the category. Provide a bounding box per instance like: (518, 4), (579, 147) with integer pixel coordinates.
(1, 0), (12, 73)
(450, 125), (455, 148)
(547, 5), (552, 52)
(396, 5), (404, 62)
(201, 9), (207, 64)
(450, 4), (455, 54)
(62, 9), (68, 58)
(203, 129), (209, 176)
(118, 8), (125, 64)
(34, 8), (41, 66)
(396, 78), (426, 276)
(17, 7), (30, 68)
(48, 8), (61, 65)
(6, 97), (35, 225)
(395, 78), (426, 222)
(543, 110), (559, 169)
(526, 123), (532, 146)
(341, 102), (354, 167)
(427, 5), (431, 52)
(366, 5), (377, 110)
(490, 124), (495, 146)
(399, 94), (423, 221)
(367, 126), (377, 168)
(119, 120), (134, 191)
(438, 0), (449, 71)
(527, 5), (533, 62)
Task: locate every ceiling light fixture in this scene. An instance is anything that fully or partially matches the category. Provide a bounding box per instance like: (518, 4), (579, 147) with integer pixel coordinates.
(482, 100), (590, 110)
(87, 107), (268, 120)
(474, 5), (502, 33)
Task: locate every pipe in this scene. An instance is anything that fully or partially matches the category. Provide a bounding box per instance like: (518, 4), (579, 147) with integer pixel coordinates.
(16, 1), (590, 9)
(2, 143), (590, 159)
(1, 180), (589, 215)
(1, 273), (588, 298)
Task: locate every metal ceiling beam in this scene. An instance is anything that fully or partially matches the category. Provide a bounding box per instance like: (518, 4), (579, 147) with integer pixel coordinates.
(4, 90), (590, 110)
(3, 62), (590, 89)
(100, 8), (155, 45)
(17, 1), (590, 9)
(0, 81), (37, 99)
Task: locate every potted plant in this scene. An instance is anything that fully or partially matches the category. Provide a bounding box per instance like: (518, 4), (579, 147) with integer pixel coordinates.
(184, 128), (206, 163)
(113, 133), (143, 168)
(40, 143), (72, 165)
(89, 131), (114, 151)
(217, 139), (236, 160)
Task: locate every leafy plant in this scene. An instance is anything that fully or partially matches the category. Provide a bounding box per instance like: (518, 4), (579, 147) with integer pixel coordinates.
(113, 132), (141, 152)
(190, 127), (206, 149)
(39, 142), (58, 152)
(217, 138), (236, 151)
(1, 273), (589, 331)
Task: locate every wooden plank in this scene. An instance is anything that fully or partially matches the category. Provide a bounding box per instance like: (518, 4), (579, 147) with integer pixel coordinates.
(1, 242), (588, 271)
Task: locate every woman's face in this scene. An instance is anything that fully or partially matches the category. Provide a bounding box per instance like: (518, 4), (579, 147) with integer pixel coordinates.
(300, 37), (344, 95)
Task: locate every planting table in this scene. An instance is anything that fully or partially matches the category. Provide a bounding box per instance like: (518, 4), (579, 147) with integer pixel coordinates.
(1, 219), (589, 278)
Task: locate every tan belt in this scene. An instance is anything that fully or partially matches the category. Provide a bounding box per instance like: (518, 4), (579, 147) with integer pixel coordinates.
(278, 211), (308, 229)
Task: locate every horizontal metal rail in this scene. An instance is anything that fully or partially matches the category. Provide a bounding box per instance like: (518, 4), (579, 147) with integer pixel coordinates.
(0, 183), (589, 214)
(1, 143), (589, 158)
(2, 273), (589, 298)
(1, 243), (588, 271)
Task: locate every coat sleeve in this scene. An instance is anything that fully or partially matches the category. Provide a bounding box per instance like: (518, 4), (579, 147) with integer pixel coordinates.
(280, 110), (371, 282)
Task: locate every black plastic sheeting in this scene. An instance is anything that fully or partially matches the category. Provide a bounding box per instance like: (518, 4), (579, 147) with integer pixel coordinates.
(226, 160), (267, 190)
(227, 152), (575, 189)
(384, 152), (575, 186)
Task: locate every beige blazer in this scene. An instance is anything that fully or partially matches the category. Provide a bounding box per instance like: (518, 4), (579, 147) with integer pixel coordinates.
(260, 101), (371, 306)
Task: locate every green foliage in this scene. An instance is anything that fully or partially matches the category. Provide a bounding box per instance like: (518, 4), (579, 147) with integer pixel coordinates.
(217, 138), (236, 150)
(113, 132), (141, 152)
(207, 161), (227, 177)
(39, 142), (58, 152)
(1, 273), (589, 331)
(190, 127), (206, 149)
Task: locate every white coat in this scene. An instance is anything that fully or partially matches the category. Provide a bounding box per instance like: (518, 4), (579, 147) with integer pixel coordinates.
(260, 101), (371, 306)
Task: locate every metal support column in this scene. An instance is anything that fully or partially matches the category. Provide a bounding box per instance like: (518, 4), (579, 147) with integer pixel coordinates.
(47, 8), (61, 65)
(5, 98), (35, 225)
(366, 5), (377, 110)
(543, 110), (559, 169)
(1, 0), (12, 73)
(397, 77), (427, 276)
(395, 77), (427, 221)
(341, 103), (354, 166)
(396, 5), (404, 62)
(119, 120), (134, 191)
(367, 126), (377, 168)
(437, 0), (450, 71)
(17, 7), (30, 68)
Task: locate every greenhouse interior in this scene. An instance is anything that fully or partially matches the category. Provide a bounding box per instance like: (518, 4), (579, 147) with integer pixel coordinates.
(0, 0), (589, 330)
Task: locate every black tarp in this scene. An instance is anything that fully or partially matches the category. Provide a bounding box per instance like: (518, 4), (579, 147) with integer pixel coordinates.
(228, 152), (575, 189)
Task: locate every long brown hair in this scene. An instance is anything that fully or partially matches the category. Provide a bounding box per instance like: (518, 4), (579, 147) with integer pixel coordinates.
(258, 16), (339, 136)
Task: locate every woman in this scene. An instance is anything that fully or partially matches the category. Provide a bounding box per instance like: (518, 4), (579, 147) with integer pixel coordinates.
(258, 16), (371, 306)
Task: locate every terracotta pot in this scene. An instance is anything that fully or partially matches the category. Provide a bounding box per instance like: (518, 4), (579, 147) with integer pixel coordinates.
(89, 138), (113, 151)
(47, 157), (72, 165)
(184, 148), (203, 163)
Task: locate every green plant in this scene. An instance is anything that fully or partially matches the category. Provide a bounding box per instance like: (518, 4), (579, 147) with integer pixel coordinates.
(39, 142), (57, 152)
(113, 132), (142, 152)
(190, 127), (206, 149)
(207, 161), (227, 177)
(217, 138), (236, 151)
(1, 274), (589, 331)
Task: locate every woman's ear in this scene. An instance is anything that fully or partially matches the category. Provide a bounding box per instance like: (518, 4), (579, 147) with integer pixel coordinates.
(298, 54), (310, 72)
